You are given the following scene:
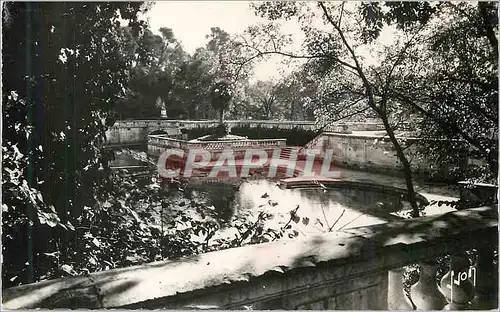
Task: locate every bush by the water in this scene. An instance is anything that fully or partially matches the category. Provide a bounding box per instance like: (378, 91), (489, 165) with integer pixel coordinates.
(2, 164), (304, 288)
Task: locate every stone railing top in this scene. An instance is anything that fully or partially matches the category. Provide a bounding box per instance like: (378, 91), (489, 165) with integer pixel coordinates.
(321, 132), (465, 142)
(114, 119), (317, 124)
(457, 181), (498, 188)
(148, 135), (186, 142)
(112, 120), (317, 128)
(2, 206), (497, 309)
(110, 120), (385, 128)
(148, 135), (287, 147)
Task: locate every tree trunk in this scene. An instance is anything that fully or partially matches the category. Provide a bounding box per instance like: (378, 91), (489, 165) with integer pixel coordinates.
(478, 2), (498, 56)
(380, 114), (420, 217)
(219, 108), (223, 124)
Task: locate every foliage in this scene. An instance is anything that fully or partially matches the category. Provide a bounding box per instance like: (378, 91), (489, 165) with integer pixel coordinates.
(242, 1), (498, 217)
(387, 2), (498, 183)
(2, 2), (149, 287)
(4, 163), (306, 286)
(272, 70), (317, 121)
(115, 25), (255, 121)
(115, 26), (188, 119)
(231, 125), (319, 146)
(181, 125), (319, 146)
(245, 1), (429, 216)
(168, 52), (214, 119)
(239, 80), (280, 120)
(210, 79), (234, 123)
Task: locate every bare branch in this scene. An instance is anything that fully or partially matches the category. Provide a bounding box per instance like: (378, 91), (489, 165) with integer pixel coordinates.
(233, 44), (351, 81)
(329, 209), (345, 232)
(390, 89), (490, 157)
(382, 28), (425, 98)
(319, 2), (374, 101)
(315, 105), (371, 133)
(338, 2), (345, 27)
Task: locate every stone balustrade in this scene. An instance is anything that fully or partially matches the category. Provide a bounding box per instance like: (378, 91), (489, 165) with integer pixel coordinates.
(3, 206), (497, 310)
(110, 119), (320, 131)
(147, 135), (287, 158)
(147, 132), (468, 181)
(319, 132), (467, 178)
(109, 119), (390, 132)
(105, 120), (390, 146)
(457, 181), (498, 208)
(104, 119), (426, 147)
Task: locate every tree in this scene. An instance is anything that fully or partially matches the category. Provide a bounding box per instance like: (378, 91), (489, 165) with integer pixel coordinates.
(156, 27), (254, 120)
(239, 2), (430, 216)
(274, 70), (317, 121)
(204, 27), (255, 120)
(241, 0), (497, 213)
(210, 79), (234, 124)
(2, 2), (147, 287)
(385, 2), (498, 183)
(114, 26), (189, 119)
(243, 80), (280, 120)
(243, 1), (498, 209)
(167, 48), (218, 119)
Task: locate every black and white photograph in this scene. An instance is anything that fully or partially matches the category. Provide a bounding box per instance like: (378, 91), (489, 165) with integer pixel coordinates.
(2, 1), (498, 310)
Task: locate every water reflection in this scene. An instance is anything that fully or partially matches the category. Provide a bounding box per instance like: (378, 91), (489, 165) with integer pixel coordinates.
(186, 182), (238, 222)
(112, 149), (412, 236)
(187, 179), (409, 236)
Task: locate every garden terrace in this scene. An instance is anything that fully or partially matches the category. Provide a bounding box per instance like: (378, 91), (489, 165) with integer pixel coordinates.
(105, 120), (387, 146)
(3, 206), (497, 310)
(147, 135), (287, 157)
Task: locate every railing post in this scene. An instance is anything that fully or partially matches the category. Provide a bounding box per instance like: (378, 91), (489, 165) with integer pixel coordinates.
(410, 260), (447, 310)
(472, 246), (497, 309)
(439, 253), (475, 310)
(388, 267), (414, 310)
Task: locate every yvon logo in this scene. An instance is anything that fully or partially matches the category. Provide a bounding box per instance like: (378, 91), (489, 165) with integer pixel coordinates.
(445, 266), (477, 303)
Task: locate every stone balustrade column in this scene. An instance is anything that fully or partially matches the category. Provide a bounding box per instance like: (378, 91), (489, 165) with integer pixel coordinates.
(388, 267), (414, 310)
(440, 253), (475, 310)
(410, 260), (447, 310)
(472, 246), (497, 309)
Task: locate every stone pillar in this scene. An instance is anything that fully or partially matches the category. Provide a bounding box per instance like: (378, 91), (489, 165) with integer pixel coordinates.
(472, 246), (497, 309)
(388, 267), (414, 310)
(440, 254), (475, 310)
(410, 260), (447, 310)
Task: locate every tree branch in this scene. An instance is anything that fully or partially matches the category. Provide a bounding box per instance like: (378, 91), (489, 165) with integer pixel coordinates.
(391, 89), (491, 158)
(382, 30), (423, 97)
(478, 2), (499, 56)
(318, 0), (381, 117)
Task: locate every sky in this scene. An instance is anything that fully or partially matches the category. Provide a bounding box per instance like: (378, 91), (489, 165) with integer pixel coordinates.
(143, 1), (398, 82)
(144, 1), (301, 82)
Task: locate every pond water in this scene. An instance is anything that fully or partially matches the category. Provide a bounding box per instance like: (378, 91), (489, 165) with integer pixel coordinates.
(185, 179), (411, 239)
(110, 150), (148, 167)
(112, 149), (414, 240)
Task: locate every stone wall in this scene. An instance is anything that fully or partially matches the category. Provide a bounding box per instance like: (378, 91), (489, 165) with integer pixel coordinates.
(105, 126), (149, 146)
(3, 206), (497, 310)
(105, 120), (385, 146)
(321, 132), (461, 176)
(105, 121), (184, 146)
(147, 135), (287, 158)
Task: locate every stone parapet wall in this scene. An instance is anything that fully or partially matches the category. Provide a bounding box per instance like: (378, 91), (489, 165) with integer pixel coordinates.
(3, 206), (497, 309)
(105, 120), (387, 145)
(147, 135), (287, 157)
(321, 132), (463, 176)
